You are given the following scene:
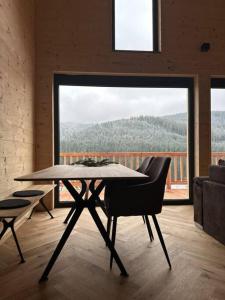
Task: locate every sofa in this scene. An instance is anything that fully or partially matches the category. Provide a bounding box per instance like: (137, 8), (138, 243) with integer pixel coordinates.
(193, 165), (225, 245)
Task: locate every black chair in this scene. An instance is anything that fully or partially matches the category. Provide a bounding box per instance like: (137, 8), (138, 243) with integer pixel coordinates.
(104, 157), (171, 269)
(137, 156), (154, 232)
(106, 157), (155, 242)
(136, 156), (154, 173)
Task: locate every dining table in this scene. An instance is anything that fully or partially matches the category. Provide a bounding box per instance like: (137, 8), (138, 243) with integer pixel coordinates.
(15, 164), (147, 282)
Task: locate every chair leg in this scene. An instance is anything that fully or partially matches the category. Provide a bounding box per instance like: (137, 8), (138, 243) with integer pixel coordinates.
(152, 214), (171, 269)
(106, 216), (112, 246)
(145, 215), (154, 242)
(142, 216), (145, 224)
(110, 216), (117, 269)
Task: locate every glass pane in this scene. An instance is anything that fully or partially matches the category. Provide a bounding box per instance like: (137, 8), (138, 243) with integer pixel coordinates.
(211, 89), (225, 164)
(115, 0), (153, 51)
(59, 86), (189, 202)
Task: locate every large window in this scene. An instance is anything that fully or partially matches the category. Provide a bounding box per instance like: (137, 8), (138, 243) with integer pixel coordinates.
(54, 75), (194, 207)
(211, 79), (225, 163)
(113, 0), (158, 52)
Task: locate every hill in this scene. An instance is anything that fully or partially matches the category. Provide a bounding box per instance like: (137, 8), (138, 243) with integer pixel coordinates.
(60, 112), (225, 152)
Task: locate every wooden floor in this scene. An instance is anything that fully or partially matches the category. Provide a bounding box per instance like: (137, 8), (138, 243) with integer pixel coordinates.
(0, 206), (225, 300)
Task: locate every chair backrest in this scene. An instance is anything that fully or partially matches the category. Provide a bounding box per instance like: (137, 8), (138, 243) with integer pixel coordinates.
(146, 157), (171, 213)
(104, 157), (171, 217)
(136, 157), (154, 174)
(145, 157), (171, 184)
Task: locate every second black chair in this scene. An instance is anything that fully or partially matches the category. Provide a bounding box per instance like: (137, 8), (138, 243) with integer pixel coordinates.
(106, 156), (155, 243)
(104, 157), (171, 269)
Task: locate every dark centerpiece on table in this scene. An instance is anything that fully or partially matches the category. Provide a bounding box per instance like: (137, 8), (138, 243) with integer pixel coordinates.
(71, 158), (117, 167)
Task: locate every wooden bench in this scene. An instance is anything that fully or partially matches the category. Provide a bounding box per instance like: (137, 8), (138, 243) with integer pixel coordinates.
(0, 184), (55, 263)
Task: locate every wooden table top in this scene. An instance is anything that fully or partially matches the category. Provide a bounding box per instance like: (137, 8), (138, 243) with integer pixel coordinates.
(15, 164), (148, 181)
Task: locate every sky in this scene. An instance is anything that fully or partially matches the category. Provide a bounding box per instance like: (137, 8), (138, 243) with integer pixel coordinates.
(59, 86), (188, 123)
(211, 89), (225, 111)
(59, 87), (225, 124)
(115, 0), (153, 51)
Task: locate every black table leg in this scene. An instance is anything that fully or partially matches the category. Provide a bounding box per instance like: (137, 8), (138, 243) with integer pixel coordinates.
(89, 180), (108, 217)
(63, 205), (76, 224)
(88, 206), (128, 277)
(40, 179), (128, 282)
(39, 205), (83, 282)
(63, 179), (86, 224)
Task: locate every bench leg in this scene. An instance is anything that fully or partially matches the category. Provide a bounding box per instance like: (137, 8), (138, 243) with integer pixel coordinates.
(10, 221), (25, 263)
(39, 198), (54, 219)
(28, 207), (35, 219)
(0, 219), (25, 263)
(0, 220), (8, 239)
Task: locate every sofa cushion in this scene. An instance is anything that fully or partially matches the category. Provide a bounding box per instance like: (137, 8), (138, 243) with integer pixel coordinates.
(203, 181), (225, 245)
(209, 165), (225, 184)
(193, 176), (209, 226)
(193, 176), (209, 187)
(218, 159), (225, 166)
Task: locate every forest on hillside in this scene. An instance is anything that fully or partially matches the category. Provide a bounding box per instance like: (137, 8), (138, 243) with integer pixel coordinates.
(60, 112), (225, 152)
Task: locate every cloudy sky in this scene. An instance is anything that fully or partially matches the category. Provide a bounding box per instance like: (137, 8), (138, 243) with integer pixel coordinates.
(115, 0), (153, 51)
(59, 87), (225, 124)
(211, 89), (225, 111)
(59, 86), (188, 123)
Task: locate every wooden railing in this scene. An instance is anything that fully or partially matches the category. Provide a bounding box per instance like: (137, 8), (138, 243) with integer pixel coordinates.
(59, 151), (225, 190)
(59, 152), (189, 190)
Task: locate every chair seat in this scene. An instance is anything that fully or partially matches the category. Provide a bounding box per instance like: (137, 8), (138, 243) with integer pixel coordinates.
(13, 190), (44, 197)
(0, 199), (31, 210)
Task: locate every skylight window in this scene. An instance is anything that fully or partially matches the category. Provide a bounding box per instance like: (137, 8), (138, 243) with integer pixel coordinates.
(114, 0), (158, 52)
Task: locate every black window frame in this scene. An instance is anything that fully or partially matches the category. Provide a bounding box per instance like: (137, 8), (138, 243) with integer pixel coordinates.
(112, 0), (159, 53)
(211, 78), (225, 88)
(54, 74), (194, 208)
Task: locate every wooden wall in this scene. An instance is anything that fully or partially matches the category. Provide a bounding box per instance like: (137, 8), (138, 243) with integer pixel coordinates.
(34, 0), (225, 208)
(0, 0), (35, 198)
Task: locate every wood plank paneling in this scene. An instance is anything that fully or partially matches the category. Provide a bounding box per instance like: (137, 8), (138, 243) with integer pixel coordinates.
(0, 0), (36, 198)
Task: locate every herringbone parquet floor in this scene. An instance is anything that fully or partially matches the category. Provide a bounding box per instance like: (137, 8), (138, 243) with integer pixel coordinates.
(0, 206), (225, 300)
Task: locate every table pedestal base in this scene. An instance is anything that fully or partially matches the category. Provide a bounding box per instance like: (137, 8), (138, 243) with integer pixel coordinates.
(39, 179), (128, 282)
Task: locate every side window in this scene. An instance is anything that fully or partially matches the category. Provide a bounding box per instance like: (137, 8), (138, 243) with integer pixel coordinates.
(113, 0), (158, 52)
(211, 79), (225, 164)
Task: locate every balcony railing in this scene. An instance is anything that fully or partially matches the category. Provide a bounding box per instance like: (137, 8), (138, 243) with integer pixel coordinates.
(59, 152), (186, 190)
(59, 152), (225, 190)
